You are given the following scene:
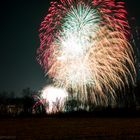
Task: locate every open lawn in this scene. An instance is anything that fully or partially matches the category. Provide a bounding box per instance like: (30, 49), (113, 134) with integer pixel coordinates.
(0, 116), (140, 140)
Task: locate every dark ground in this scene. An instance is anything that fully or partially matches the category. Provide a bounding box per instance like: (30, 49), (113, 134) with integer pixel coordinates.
(0, 116), (140, 140)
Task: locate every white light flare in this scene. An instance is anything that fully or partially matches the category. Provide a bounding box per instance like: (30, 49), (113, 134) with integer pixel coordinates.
(40, 86), (68, 114)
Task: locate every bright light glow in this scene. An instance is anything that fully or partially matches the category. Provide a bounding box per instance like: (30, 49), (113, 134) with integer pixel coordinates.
(41, 86), (68, 113)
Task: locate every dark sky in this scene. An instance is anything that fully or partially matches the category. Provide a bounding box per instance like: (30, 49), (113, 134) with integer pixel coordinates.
(0, 0), (140, 95)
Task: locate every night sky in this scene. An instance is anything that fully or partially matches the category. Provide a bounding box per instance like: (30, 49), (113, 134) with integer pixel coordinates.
(0, 0), (140, 96)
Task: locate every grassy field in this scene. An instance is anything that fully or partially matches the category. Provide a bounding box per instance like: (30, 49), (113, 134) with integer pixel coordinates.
(0, 116), (140, 140)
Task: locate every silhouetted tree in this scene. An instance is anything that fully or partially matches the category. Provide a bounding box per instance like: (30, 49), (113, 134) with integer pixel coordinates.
(19, 88), (35, 115)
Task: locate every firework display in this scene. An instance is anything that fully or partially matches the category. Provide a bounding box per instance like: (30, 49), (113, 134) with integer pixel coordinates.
(33, 86), (68, 113)
(37, 0), (136, 106)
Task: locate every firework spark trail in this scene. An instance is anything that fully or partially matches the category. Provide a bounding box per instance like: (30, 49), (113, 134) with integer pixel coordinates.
(37, 0), (136, 106)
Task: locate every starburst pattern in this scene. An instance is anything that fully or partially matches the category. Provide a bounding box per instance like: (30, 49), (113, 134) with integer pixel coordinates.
(37, 0), (136, 106)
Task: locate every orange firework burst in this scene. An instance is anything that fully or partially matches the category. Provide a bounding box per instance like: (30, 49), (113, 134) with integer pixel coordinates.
(37, 0), (136, 106)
